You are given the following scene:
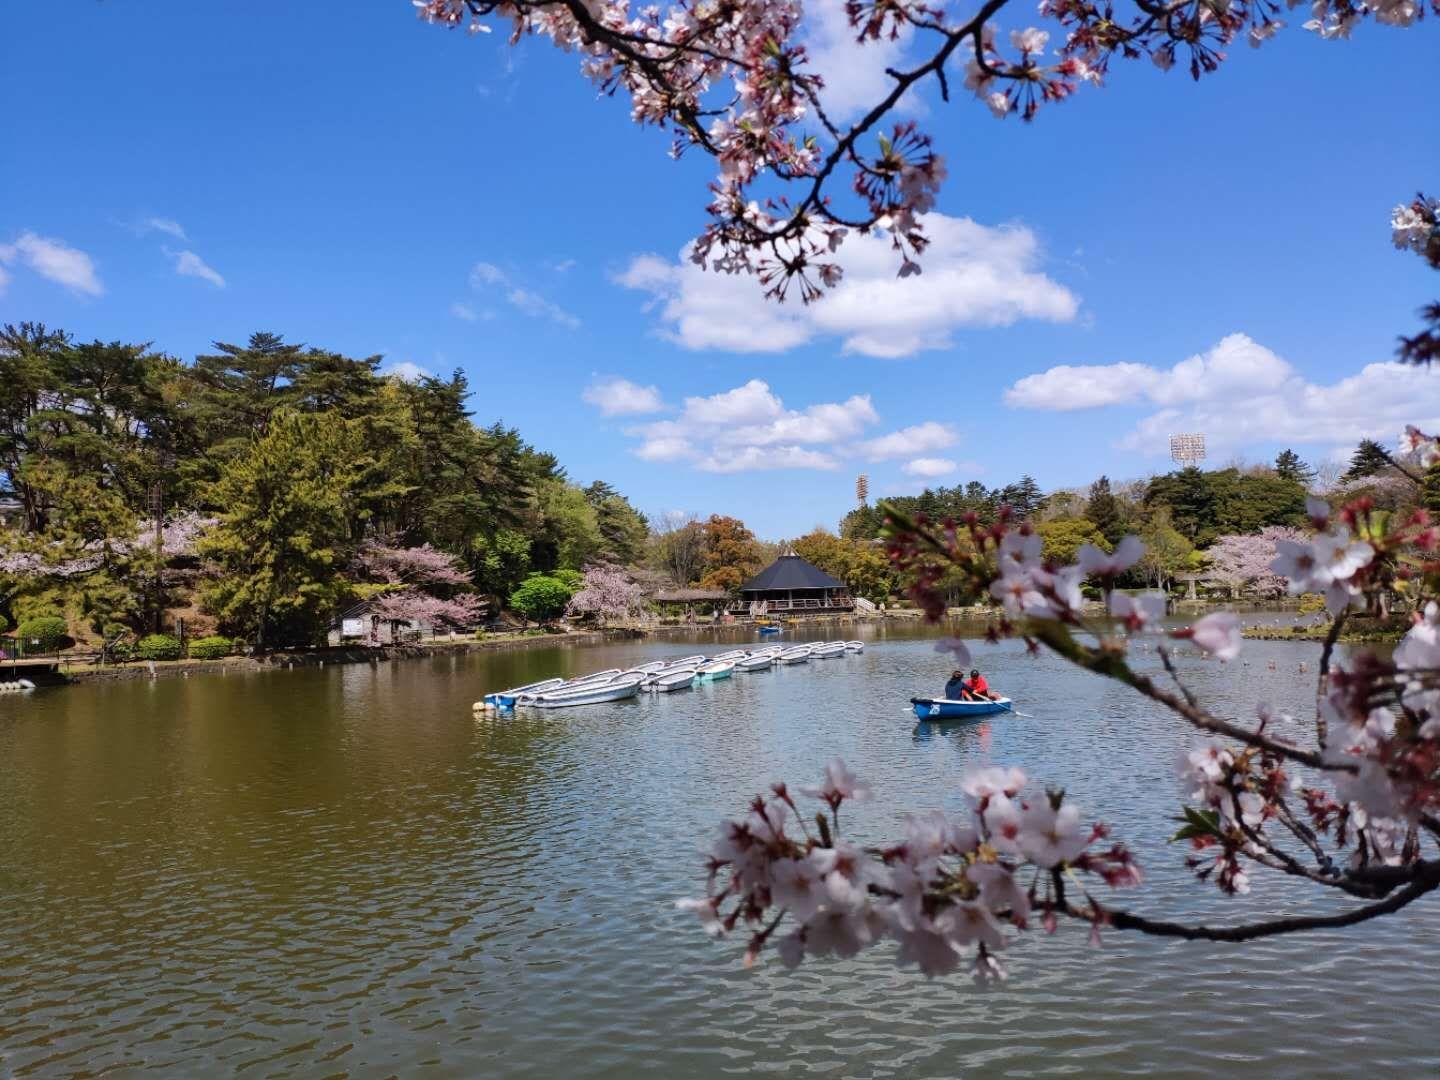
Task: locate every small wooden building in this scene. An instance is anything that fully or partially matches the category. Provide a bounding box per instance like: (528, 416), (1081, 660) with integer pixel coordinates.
(327, 600), (433, 647)
(731, 552), (854, 617)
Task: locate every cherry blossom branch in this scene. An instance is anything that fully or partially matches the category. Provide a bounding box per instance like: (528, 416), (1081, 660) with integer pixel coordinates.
(1075, 861), (1440, 943)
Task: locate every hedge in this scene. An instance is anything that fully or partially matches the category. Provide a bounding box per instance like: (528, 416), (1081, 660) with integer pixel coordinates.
(187, 635), (233, 660)
(16, 616), (70, 653)
(135, 633), (183, 661)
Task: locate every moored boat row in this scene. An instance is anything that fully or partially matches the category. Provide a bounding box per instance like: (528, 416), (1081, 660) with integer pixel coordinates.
(474, 640), (865, 713)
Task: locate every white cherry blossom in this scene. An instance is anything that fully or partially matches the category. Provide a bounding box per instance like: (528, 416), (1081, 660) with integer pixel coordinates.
(1018, 800), (1089, 868)
(1077, 535), (1144, 578)
(1175, 611), (1242, 661)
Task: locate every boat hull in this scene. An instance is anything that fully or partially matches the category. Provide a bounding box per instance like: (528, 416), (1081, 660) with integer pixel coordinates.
(526, 679), (644, 709)
(911, 697), (1012, 721)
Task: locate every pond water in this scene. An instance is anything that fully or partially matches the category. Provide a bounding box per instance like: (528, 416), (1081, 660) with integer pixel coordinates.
(1, 622), (1434, 1077)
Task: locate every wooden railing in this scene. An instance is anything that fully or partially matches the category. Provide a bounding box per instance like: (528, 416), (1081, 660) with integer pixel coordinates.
(729, 597), (855, 614)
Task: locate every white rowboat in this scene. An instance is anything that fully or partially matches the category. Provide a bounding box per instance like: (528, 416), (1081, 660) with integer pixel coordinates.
(523, 676), (645, 708)
(649, 668), (699, 692)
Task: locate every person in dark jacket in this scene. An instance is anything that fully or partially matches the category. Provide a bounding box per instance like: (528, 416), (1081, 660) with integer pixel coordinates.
(944, 670), (972, 700)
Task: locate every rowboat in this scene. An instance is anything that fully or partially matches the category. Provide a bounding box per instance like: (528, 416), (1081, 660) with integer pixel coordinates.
(484, 677), (566, 708)
(663, 654), (707, 668)
(558, 668), (623, 688)
(620, 661), (669, 677)
(709, 650), (751, 662)
(777, 646), (813, 665)
(695, 660), (735, 682)
(757, 625), (782, 635)
(734, 654), (774, 672)
(811, 642), (848, 659)
(523, 676), (645, 709)
(649, 667), (699, 692)
(910, 696), (1012, 721)
(844, 641), (865, 652)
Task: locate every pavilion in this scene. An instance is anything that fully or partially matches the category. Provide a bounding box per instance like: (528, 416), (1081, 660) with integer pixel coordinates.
(731, 552), (854, 617)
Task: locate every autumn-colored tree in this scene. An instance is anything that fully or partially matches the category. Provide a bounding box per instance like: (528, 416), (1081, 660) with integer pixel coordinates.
(699, 515), (763, 593)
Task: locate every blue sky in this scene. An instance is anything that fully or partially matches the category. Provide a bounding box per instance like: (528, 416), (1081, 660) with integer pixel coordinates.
(2, 3), (1437, 538)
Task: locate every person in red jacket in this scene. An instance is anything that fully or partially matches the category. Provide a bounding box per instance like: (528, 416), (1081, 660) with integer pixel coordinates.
(964, 669), (995, 700)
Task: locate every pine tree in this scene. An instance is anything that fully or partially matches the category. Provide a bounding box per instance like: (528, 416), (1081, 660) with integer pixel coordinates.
(1424, 461), (1440, 518)
(199, 410), (397, 649)
(1274, 449), (1317, 486)
(1342, 438), (1393, 482)
(1007, 475), (1043, 519)
(1086, 475), (1125, 545)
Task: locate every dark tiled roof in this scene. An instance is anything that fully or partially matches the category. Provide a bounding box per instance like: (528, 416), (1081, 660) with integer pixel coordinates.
(740, 554), (845, 593)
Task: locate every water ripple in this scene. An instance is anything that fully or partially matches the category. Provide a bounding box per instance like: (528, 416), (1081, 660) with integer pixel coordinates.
(1, 626), (1436, 1076)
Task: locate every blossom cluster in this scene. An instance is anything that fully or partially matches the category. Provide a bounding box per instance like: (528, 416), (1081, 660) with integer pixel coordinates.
(0, 511), (216, 579)
(1270, 497), (1377, 616)
(681, 759), (1139, 980)
(417, 0), (1431, 301)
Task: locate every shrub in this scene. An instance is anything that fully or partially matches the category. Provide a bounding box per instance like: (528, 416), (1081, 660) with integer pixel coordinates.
(509, 574), (576, 624)
(188, 635), (233, 660)
(136, 633), (183, 661)
(16, 615), (70, 653)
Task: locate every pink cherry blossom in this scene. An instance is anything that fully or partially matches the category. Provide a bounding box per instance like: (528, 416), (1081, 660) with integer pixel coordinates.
(1173, 612), (1242, 661)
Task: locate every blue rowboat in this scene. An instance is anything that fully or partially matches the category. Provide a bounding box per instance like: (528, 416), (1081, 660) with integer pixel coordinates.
(757, 625), (782, 635)
(911, 696), (1012, 721)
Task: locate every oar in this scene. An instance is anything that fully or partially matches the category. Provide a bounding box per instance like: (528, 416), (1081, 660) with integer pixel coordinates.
(1000, 701), (1037, 718)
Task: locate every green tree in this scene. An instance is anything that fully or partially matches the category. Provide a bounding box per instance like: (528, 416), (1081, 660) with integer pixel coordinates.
(584, 480), (648, 564)
(1424, 461), (1440, 517)
(792, 528), (897, 602)
(200, 410), (398, 648)
(1138, 507), (1194, 590)
(508, 573), (574, 625)
(1342, 438), (1394, 482)
(533, 479), (603, 571)
(1085, 475), (1124, 545)
(1035, 518), (1109, 565)
(471, 528), (533, 598)
(1274, 449), (1317, 486)
(1001, 475), (1043, 519)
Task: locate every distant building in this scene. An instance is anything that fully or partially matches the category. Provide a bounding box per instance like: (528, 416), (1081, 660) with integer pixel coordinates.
(326, 600), (433, 647)
(731, 552), (854, 617)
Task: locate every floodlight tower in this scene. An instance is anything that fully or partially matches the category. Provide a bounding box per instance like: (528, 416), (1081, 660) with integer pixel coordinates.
(856, 474), (869, 506)
(1169, 433), (1207, 468)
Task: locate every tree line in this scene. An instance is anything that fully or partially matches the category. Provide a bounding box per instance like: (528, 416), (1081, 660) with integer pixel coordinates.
(0, 324), (648, 649)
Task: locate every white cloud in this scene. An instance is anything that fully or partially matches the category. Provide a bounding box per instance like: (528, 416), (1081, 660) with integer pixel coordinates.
(1005, 333), (1440, 457)
(805, 2), (922, 121)
(548, 258), (577, 273)
(700, 445), (839, 473)
(903, 457), (958, 478)
(857, 421), (957, 460)
(143, 217), (187, 240)
(1005, 361), (1159, 411)
(469, 261), (506, 288)
(451, 301), (479, 321)
(170, 249), (225, 288)
(383, 360), (433, 383)
(615, 213), (1078, 358)
(583, 377), (665, 417)
(0, 232), (103, 296)
(635, 435), (694, 462)
(1005, 334), (1292, 411)
(468, 261), (580, 328)
(506, 286), (580, 329)
(624, 378), (881, 473)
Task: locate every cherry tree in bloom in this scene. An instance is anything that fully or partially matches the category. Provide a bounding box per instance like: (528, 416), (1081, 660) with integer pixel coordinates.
(1206, 526), (1308, 599)
(417, 0), (1434, 333)
(566, 563), (645, 624)
(353, 538), (484, 629)
(0, 511), (217, 579)
(371, 588), (486, 629)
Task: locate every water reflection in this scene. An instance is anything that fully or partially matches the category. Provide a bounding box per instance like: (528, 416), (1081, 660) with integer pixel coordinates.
(0, 623), (1434, 1077)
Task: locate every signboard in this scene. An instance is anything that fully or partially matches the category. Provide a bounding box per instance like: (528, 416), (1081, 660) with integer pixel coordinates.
(341, 618), (367, 637)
